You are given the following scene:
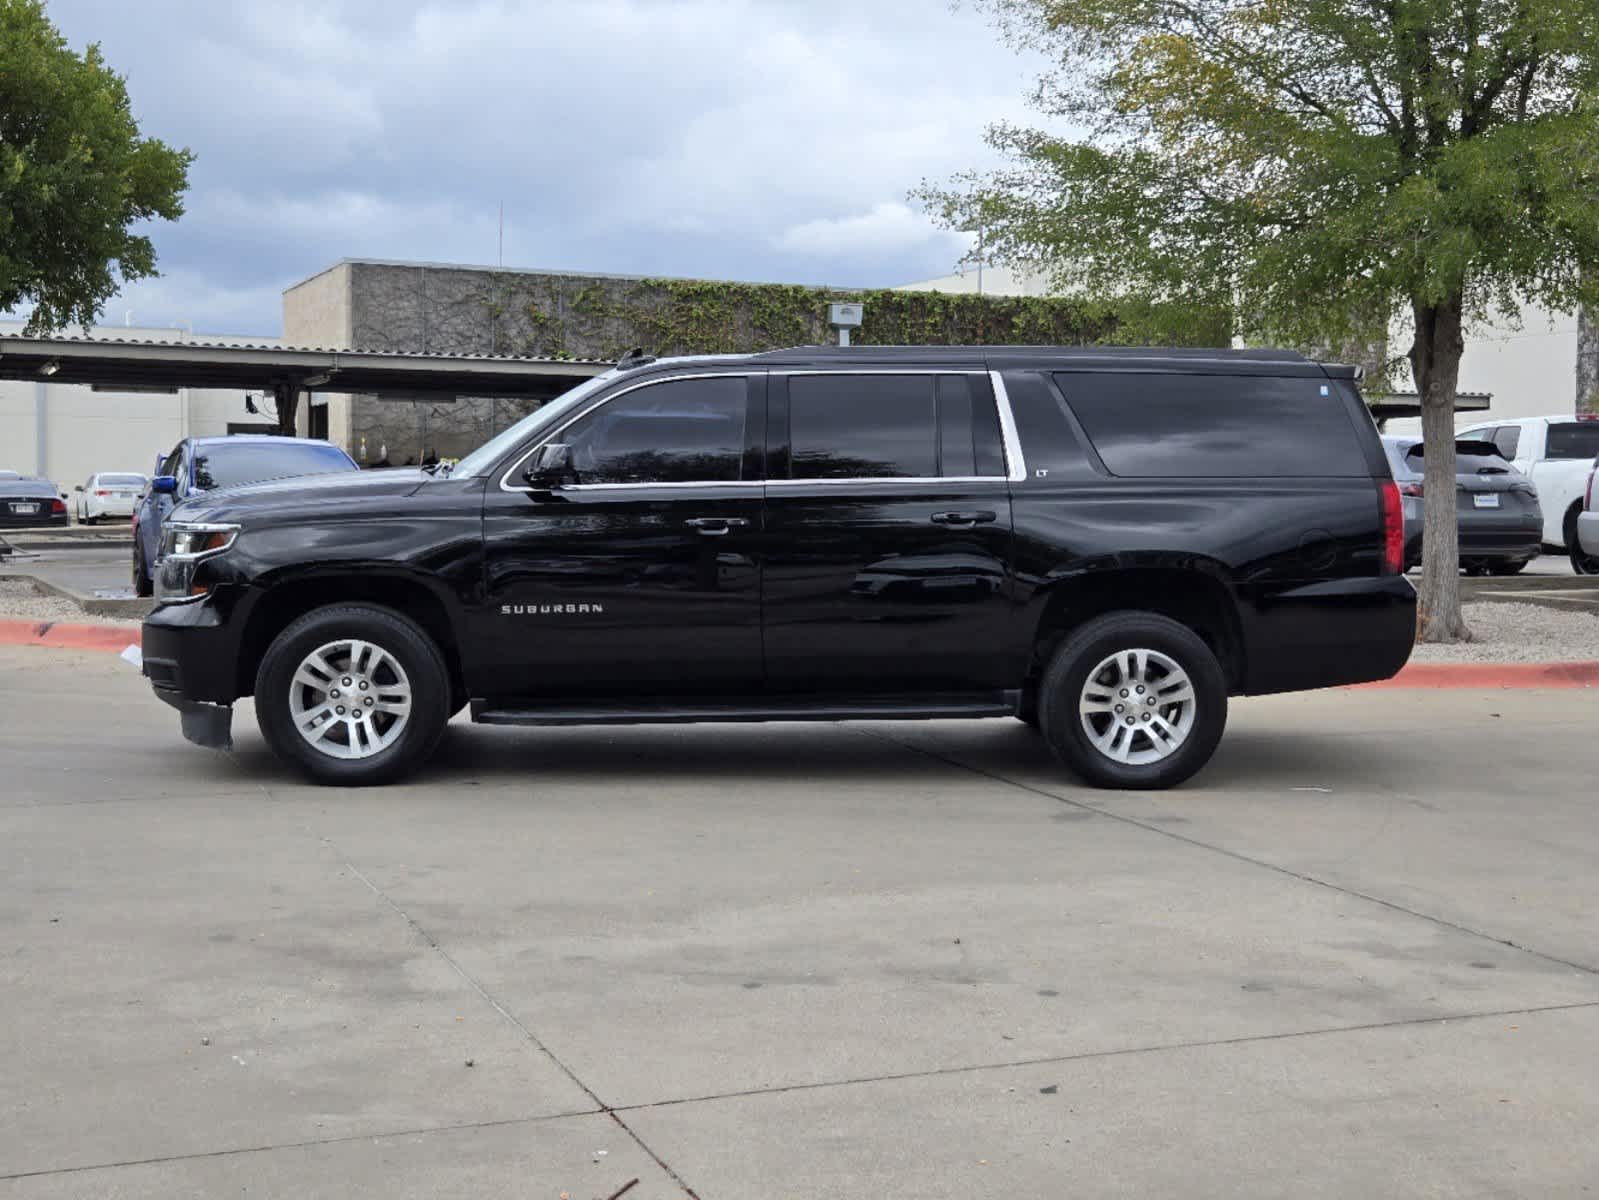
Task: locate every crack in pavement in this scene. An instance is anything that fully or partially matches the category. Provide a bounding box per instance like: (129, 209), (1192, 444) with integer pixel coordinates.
(0, 1110), (600, 1184)
(323, 836), (703, 1200)
(12, 998), (1596, 1183)
(609, 998), (1599, 1114)
(850, 724), (1599, 979)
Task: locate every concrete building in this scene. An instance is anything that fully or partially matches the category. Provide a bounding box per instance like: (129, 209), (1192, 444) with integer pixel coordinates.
(279, 258), (1110, 466)
(0, 321), (281, 493)
(902, 266), (1595, 432)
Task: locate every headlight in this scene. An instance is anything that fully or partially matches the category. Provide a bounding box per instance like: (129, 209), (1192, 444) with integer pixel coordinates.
(155, 522), (240, 604)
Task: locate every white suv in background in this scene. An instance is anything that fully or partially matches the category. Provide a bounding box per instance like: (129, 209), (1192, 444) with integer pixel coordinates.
(1457, 416), (1599, 552)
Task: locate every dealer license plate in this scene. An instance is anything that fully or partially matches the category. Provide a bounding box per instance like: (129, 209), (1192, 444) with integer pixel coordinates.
(10, 502), (39, 514)
(1473, 494), (1500, 508)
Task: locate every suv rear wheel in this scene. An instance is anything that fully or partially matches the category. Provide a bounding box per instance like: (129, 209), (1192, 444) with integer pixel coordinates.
(1037, 612), (1227, 790)
(255, 604), (450, 786)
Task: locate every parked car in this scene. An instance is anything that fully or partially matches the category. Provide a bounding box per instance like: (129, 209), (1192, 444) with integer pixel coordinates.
(1574, 455), (1599, 574)
(73, 472), (149, 525)
(1380, 436), (1543, 574)
(1457, 414), (1599, 553)
(132, 436), (358, 597)
(0, 473), (69, 529)
(140, 346), (1416, 790)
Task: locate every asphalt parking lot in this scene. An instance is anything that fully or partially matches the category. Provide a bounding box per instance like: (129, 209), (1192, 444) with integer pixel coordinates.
(4, 645), (1599, 1198)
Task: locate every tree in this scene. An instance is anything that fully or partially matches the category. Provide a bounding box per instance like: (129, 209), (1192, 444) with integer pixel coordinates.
(0, 0), (191, 334)
(917, 0), (1599, 641)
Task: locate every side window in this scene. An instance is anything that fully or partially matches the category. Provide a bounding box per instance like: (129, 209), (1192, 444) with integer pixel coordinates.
(937, 375), (1007, 478)
(787, 373), (1003, 480)
(159, 448), (182, 478)
(1056, 372), (1369, 478)
(1491, 426), (1521, 460)
(562, 376), (747, 485)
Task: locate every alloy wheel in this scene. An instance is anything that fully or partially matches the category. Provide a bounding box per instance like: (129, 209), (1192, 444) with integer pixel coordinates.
(1078, 648), (1197, 765)
(288, 638), (413, 760)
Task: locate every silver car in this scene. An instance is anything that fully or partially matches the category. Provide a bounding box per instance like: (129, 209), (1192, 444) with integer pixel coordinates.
(1381, 436), (1544, 575)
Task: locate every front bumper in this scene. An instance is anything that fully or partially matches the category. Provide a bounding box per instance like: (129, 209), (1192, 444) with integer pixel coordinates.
(141, 590), (252, 748)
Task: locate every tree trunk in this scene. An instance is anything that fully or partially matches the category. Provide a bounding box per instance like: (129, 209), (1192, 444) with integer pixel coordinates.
(274, 384), (299, 437)
(1578, 303), (1599, 416)
(1409, 294), (1469, 643)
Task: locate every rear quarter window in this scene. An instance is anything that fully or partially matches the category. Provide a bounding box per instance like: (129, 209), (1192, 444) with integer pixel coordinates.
(1055, 372), (1370, 478)
(1544, 422), (1599, 460)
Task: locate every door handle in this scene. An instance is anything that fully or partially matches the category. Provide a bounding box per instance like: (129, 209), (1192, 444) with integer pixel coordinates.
(684, 517), (750, 536)
(930, 510), (997, 527)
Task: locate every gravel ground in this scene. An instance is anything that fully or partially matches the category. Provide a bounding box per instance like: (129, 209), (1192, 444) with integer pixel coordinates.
(1410, 601), (1599, 663)
(1, 582), (1595, 662)
(0, 580), (140, 627)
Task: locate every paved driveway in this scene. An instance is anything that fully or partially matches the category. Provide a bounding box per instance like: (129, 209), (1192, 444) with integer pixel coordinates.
(3, 646), (1597, 1197)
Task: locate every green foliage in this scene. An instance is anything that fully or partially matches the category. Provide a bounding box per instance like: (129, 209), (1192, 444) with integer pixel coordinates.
(500, 276), (1227, 360)
(0, 0), (192, 333)
(916, 0), (1599, 372)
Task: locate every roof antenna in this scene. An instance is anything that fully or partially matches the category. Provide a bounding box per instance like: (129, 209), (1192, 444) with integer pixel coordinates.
(616, 347), (657, 371)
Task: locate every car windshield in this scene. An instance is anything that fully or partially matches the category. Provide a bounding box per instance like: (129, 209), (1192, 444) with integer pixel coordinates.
(449, 370), (620, 479)
(100, 474), (146, 487)
(1544, 422), (1599, 460)
(192, 442), (357, 491)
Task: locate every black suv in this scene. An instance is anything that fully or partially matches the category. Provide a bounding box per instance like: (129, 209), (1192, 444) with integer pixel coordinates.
(141, 346), (1415, 789)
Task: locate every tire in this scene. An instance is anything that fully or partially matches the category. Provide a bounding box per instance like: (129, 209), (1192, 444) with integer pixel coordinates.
(1567, 507), (1599, 575)
(84, 514), (98, 526)
(132, 540), (153, 598)
(1037, 611), (1228, 790)
(254, 604), (450, 786)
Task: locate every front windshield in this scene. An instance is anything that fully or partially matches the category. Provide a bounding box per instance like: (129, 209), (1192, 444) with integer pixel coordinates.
(451, 370), (620, 478)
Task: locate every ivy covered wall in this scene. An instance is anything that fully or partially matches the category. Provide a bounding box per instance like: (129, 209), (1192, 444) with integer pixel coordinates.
(289, 260), (1231, 463)
(491, 275), (1232, 360)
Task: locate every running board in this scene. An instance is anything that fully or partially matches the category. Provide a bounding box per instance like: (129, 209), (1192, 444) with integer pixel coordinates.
(472, 691), (1020, 727)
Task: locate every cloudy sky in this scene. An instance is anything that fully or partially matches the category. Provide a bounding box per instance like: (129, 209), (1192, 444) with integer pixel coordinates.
(40, 0), (1048, 337)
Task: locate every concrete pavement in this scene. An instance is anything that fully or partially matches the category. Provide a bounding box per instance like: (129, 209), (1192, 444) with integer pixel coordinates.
(3, 645), (1597, 1197)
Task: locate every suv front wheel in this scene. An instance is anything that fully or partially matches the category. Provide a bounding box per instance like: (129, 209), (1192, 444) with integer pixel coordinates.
(255, 604), (450, 786)
(1037, 612), (1228, 790)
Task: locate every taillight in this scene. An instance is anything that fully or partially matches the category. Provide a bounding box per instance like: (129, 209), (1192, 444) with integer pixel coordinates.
(50, 498), (66, 515)
(1379, 479), (1404, 575)
(94, 489), (110, 496)
(1398, 481), (1423, 497)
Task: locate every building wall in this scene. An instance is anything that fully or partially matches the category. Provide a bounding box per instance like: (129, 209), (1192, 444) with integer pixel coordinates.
(284, 257), (1160, 466)
(0, 322), (281, 493)
(282, 263), (354, 447)
(284, 261), (550, 465)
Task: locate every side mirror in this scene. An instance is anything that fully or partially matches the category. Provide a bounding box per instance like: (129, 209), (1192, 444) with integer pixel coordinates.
(151, 475), (178, 495)
(523, 443), (576, 489)
(74, 485), (84, 492)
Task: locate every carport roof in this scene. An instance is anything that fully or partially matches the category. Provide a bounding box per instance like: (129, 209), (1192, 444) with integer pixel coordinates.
(0, 334), (612, 399)
(1369, 391), (1493, 420)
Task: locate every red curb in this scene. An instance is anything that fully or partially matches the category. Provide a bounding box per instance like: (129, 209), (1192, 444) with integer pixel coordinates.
(0, 618), (140, 653)
(1352, 660), (1599, 690)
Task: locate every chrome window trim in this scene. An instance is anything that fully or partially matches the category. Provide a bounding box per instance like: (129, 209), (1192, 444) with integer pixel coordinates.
(989, 369), (1027, 483)
(498, 371), (753, 493)
(496, 364), (1028, 492)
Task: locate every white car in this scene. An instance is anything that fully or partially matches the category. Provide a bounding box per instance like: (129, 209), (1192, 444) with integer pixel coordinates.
(73, 472), (148, 525)
(1457, 416), (1599, 550)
